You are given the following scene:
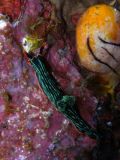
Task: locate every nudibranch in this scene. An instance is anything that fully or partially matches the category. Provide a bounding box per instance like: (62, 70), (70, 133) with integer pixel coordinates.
(76, 4), (120, 93)
(22, 35), (100, 139)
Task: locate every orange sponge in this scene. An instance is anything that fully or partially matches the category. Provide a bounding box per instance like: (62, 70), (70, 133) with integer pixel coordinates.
(76, 4), (120, 75)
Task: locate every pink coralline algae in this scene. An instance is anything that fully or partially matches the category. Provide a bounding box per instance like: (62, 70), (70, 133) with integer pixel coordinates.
(1, 0), (120, 160)
(0, 0), (23, 20)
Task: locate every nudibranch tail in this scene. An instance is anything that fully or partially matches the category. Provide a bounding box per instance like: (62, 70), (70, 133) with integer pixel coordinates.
(27, 53), (100, 139)
(57, 95), (100, 139)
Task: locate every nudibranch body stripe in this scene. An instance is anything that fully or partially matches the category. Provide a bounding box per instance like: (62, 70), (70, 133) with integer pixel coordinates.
(27, 54), (100, 139)
(76, 4), (120, 74)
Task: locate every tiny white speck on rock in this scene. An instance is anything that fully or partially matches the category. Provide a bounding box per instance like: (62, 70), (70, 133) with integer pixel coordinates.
(106, 121), (112, 127)
(23, 96), (30, 103)
(0, 20), (7, 30)
(97, 107), (102, 111)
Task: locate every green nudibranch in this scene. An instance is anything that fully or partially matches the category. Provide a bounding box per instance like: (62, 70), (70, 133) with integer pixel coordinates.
(22, 36), (100, 139)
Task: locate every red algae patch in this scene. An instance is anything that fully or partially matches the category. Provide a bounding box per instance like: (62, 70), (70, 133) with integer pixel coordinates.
(0, 12), (96, 160)
(0, 0), (23, 20)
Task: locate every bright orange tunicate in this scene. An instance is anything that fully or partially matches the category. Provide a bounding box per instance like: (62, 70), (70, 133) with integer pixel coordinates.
(76, 4), (120, 74)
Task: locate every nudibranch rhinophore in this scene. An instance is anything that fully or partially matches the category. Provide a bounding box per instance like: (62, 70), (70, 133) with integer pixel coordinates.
(76, 4), (120, 75)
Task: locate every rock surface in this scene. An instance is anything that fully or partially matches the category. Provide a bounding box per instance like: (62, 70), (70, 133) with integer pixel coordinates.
(0, 0), (120, 160)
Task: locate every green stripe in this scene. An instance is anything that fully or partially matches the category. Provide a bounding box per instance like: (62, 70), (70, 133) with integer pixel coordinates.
(29, 56), (100, 139)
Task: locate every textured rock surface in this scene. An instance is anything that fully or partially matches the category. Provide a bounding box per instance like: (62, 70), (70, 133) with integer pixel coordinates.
(0, 0), (120, 160)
